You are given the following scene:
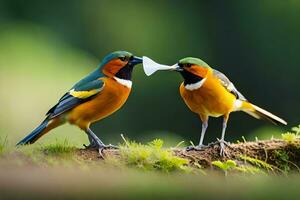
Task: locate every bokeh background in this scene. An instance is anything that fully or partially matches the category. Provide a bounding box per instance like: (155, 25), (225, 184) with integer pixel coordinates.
(0, 0), (299, 147)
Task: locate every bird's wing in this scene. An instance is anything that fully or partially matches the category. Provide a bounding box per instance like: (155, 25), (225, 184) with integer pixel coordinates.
(213, 69), (247, 101)
(46, 79), (104, 118)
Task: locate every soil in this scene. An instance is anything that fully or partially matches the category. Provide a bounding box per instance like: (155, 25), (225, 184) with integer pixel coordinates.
(76, 139), (300, 170)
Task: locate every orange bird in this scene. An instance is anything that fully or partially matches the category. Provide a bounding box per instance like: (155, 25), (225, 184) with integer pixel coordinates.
(146, 57), (287, 156)
(17, 51), (142, 151)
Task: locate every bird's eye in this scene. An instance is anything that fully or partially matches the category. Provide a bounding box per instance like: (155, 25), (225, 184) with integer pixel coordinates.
(185, 63), (192, 67)
(119, 56), (127, 61)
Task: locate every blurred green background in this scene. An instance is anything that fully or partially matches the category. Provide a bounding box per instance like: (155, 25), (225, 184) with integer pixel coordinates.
(0, 0), (299, 147)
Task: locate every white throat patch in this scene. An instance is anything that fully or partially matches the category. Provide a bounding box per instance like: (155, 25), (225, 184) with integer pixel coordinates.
(185, 78), (207, 91)
(114, 77), (132, 88)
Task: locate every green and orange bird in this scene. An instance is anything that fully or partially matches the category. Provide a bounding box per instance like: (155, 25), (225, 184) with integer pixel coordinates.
(17, 51), (142, 151)
(144, 57), (287, 156)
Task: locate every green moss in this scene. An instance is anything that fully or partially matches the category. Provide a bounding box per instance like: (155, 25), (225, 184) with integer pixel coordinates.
(273, 150), (290, 173)
(240, 155), (273, 171)
(281, 125), (300, 144)
(119, 138), (191, 173)
(16, 140), (85, 167)
(212, 159), (266, 176)
(0, 136), (7, 156)
(41, 139), (76, 157)
(212, 160), (236, 171)
(212, 160), (237, 176)
(235, 166), (265, 175)
(282, 133), (297, 144)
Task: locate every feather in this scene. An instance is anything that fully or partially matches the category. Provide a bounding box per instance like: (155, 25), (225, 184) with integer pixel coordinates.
(46, 79), (104, 119)
(213, 69), (247, 101)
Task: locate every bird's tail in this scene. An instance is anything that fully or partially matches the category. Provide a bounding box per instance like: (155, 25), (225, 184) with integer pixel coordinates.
(240, 101), (287, 125)
(16, 118), (61, 146)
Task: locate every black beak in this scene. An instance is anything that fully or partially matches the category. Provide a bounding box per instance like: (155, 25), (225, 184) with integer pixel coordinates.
(173, 63), (184, 72)
(130, 56), (143, 66)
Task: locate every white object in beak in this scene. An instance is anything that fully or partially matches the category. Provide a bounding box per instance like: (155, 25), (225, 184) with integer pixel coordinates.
(142, 56), (177, 76)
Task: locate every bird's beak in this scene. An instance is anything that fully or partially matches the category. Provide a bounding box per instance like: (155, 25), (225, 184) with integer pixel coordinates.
(142, 56), (180, 76)
(170, 63), (183, 72)
(130, 56), (143, 65)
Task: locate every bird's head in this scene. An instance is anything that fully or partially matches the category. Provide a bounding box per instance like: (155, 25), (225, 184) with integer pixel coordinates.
(176, 57), (211, 77)
(173, 57), (212, 85)
(100, 51), (142, 80)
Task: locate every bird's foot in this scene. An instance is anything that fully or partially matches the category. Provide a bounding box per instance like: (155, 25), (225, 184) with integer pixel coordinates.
(97, 144), (119, 158)
(83, 142), (97, 149)
(84, 143), (118, 158)
(208, 140), (230, 147)
(208, 139), (230, 157)
(186, 144), (207, 151)
(100, 144), (119, 150)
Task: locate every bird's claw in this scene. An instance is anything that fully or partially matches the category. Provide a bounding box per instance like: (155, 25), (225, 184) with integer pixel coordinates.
(98, 144), (119, 158)
(208, 139), (230, 157)
(102, 144), (119, 150)
(84, 143), (118, 158)
(219, 142), (226, 157)
(208, 140), (230, 147)
(83, 143), (97, 149)
(186, 144), (207, 151)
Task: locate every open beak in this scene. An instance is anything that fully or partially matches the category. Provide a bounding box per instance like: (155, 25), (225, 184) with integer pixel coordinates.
(130, 56), (143, 65)
(142, 56), (180, 76)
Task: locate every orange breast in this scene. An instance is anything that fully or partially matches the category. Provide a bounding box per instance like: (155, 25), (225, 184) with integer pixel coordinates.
(180, 74), (236, 117)
(67, 77), (131, 129)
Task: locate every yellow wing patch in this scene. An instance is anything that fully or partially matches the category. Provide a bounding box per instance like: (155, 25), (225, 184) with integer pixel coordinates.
(69, 89), (101, 99)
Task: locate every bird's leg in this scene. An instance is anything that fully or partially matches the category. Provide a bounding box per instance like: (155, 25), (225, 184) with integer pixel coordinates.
(218, 120), (227, 156)
(186, 115), (208, 151)
(216, 115), (230, 156)
(83, 134), (97, 148)
(198, 121), (208, 147)
(84, 128), (118, 154)
(88, 134), (95, 145)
